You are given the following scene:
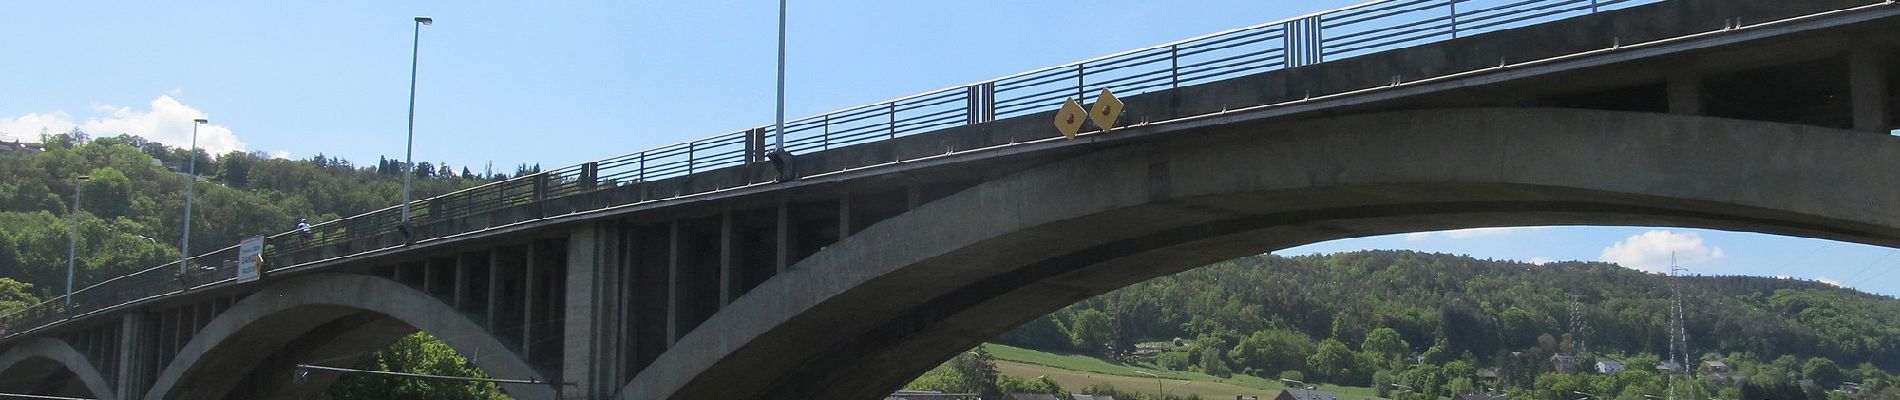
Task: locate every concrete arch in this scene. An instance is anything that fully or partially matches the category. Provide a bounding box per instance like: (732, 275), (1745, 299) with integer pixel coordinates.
(0, 337), (114, 399)
(143, 273), (556, 400)
(624, 108), (1900, 400)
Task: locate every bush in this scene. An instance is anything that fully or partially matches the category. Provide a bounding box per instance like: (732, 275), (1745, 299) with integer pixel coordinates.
(1158, 352), (1192, 371)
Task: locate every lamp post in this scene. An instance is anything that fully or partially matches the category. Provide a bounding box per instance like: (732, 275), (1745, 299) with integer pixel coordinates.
(1137, 370), (1163, 397)
(775, 0), (786, 154)
(179, 118), (207, 281)
(65, 175), (89, 309)
(401, 16), (433, 238)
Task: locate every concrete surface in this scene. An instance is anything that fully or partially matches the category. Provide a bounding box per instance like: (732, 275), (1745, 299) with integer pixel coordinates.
(0, 337), (114, 399)
(140, 273), (556, 400)
(624, 108), (1900, 400)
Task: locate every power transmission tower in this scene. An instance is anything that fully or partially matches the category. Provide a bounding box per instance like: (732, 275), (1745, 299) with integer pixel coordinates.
(1667, 253), (1693, 400)
(1568, 295), (1589, 356)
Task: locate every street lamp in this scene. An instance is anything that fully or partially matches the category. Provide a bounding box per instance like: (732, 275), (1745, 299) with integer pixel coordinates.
(65, 175), (89, 309)
(178, 118), (206, 282)
(766, 0), (796, 181)
(774, 0), (785, 154)
(401, 15), (432, 241)
(1136, 370), (1163, 397)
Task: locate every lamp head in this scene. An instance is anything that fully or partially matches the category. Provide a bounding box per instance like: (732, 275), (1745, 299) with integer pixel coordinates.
(193, 118), (208, 124)
(415, 16), (433, 25)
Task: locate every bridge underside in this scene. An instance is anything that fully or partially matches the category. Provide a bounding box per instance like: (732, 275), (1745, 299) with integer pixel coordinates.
(626, 108), (1900, 400)
(2, 0), (1898, 398)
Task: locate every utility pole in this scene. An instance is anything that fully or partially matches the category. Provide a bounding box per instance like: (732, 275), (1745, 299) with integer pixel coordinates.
(1667, 253), (1692, 400)
(64, 175), (88, 310)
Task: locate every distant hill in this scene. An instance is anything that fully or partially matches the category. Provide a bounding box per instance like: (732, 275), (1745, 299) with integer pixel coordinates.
(998, 250), (1900, 376)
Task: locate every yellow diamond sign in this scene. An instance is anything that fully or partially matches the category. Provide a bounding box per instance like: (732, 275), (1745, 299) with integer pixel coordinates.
(1089, 89), (1124, 132)
(1054, 98), (1087, 140)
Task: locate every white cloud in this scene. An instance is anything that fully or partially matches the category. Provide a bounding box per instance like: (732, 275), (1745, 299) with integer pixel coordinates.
(1405, 226), (1547, 241)
(270, 150), (292, 160)
(1598, 230), (1725, 273)
(0, 95), (243, 155)
(1529, 257), (1555, 265)
(1816, 276), (1846, 288)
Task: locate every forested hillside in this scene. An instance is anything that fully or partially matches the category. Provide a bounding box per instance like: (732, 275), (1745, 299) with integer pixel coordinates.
(0, 131), (524, 398)
(993, 250), (1900, 399)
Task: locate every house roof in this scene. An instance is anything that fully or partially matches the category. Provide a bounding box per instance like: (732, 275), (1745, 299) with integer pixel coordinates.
(1475, 369), (1499, 378)
(1280, 389), (1340, 400)
(1598, 360), (1625, 367)
(1704, 361), (1728, 368)
(1004, 394), (1061, 400)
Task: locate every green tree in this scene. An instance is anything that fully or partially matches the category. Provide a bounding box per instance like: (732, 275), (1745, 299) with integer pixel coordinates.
(907, 347), (1001, 398)
(1363, 327), (1410, 370)
(1066, 309), (1115, 354)
(1157, 352), (1191, 371)
(0, 278), (39, 317)
(1307, 338), (1356, 384)
(996, 375), (1069, 398)
(1229, 328), (1316, 376)
(1201, 346), (1232, 378)
(1805, 357), (1844, 388)
(320, 333), (509, 400)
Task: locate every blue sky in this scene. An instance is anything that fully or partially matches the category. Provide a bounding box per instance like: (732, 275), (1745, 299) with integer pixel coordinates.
(2, 1), (1894, 296)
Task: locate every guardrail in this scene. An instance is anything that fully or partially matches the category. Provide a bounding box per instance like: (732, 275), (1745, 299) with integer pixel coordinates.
(0, 0), (1665, 339)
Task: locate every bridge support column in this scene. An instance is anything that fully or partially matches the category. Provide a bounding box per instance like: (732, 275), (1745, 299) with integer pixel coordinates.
(114, 313), (155, 400)
(1667, 70), (1702, 116)
(562, 222), (624, 399)
(1850, 46), (1891, 133)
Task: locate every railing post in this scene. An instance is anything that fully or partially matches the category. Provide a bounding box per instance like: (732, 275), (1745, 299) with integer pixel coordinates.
(1170, 44), (1180, 88)
(1284, 15), (1324, 67)
(1450, 0), (1460, 39)
(582, 162), (599, 192)
(966, 85), (980, 125)
(983, 82), (995, 122)
(688, 141), (698, 174)
(823, 114), (832, 149)
(637, 151), (647, 182)
(745, 128), (764, 163)
(1076, 64), (1086, 100)
(887, 102), (897, 139)
(1591, 0), (1599, 13)
(533, 173), (549, 203)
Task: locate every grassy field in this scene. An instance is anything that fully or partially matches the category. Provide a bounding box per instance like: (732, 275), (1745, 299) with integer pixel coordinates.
(983, 343), (1386, 399)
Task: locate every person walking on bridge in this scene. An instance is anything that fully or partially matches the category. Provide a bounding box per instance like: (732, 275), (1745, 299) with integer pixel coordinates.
(296, 218), (313, 241)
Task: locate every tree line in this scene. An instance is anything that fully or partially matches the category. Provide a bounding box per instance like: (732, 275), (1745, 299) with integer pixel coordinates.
(0, 131), (514, 399)
(987, 250), (1899, 399)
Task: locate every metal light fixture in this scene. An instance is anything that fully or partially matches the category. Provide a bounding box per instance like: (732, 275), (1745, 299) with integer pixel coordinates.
(65, 175), (89, 309)
(179, 118), (207, 284)
(401, 15), (432, 242)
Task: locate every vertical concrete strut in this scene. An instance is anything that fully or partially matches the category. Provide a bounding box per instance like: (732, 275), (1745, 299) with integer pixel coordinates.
(775, 200), (790, 273)
(665, 219), (682, 346)
(719, 211), (736, 307)
(115, 314), (145, 400)
(563, 222), (622, 399)
(1850, 46), (1891, 133)
(489, 249), (503, 330)
(1667, 70), (1703, 115)
(523, 243), (537, 362)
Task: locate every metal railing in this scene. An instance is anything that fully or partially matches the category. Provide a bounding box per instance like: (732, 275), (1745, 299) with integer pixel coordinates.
(0, 0), (1665, 339)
